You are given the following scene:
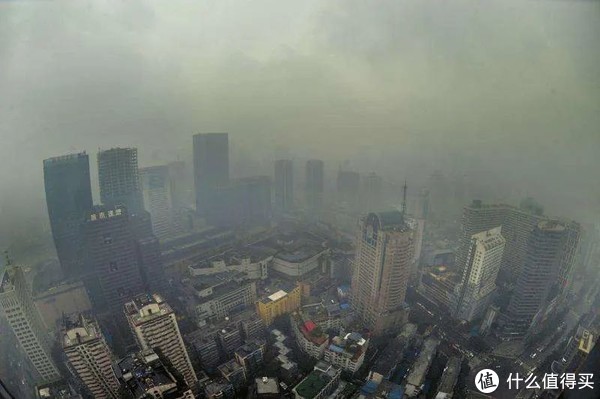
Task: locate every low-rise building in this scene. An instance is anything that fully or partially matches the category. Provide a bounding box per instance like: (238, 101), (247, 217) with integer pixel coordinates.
(291, 312), (329, 359)
(235, 340), (265, 378)
(254, 377), (281, 398)
(116, 350), (195, 399)
(218, 359), (247, 392)
(435, 356), (462, 399)
(256, 283), (301, 326)
(35, 380), (82, 399)
(185, 326), (221, 371)
(417, 266), (458, 311)
(217, 324), (243, 358)
(189, 251), (272, 280)
(323, 332), (368, 374)
(292, 361), (341, 399)
(203, 378), (235, 399)
(405, 337), (440, 397)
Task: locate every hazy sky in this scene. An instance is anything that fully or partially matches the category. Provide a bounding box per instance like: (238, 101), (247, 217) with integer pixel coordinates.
(0, 0), (599, 232)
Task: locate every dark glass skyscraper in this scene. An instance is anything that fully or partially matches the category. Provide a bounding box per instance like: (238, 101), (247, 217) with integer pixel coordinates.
(305, 159), (324, 217)
(274, 159), (293, 215)
(97, 147), (144, 214)
(193, 133), (229, 222)
(43, 152), (93, 277)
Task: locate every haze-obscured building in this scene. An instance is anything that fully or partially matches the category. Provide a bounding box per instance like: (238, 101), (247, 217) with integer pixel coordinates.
(193, 133), (229, 222)
(274, 159), (294, 215)
(97, 148), (144, 214)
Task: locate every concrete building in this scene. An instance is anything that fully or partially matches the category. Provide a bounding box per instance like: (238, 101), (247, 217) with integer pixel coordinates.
(217, 359), (246, 392)
(292, 361), (340, 399)
(116, 350), (194, 399)
(140, 165), (175, 239)
(274, 159), (294, 214)
(336, 170), (360, 211)
(189, 252), (271, 280)
(453, 227), (505, 322)
(291, 312), (329, 359)
(135, 236), (168, 297)
(271, 246), (330, 278)
(0, 265), (61, 382)
(213, 176), (272, 227)
(61, 313), (119, 399)
(43, 152), (93, 277)
(217, 324), (243, 358)
(405, 337), (439, 397)
(124, 294), (197, 387)
(185, 327), (221, 372)
(97, 147), (144, 214)
(34, 281), (92, 330)
(435, 356), (462, 399)
(204, 378), (235, 399)
(254, 377), (281, 398)
(81, 206), (145, 313)
(417, 266), (458, 311)
(305, 160), (324, 217)
(502, 221), (569, 339)
(35, 380), (82, 399)
(323, 332), (368, 374)
(256, 285), (301, 326)
(193, 133), (229, 221)
(360, 173), (383, 212)
(351, 211), (414, 333)
(234, 340), (265, 378)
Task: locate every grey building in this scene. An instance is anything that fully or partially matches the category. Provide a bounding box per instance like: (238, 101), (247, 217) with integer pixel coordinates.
(97, 148), (144, 214)
(193, 133), (229, 221)
(81, 206), (145, 313)
(305, 159), (324, 217)
(136, 236), (167, 297)
(361, 173), (383, 212)
(336, 170), (360, 210)
(274, 159), (294, 215)
(43, 152), (93, 277)
(214, 176), (271, 227)
(140, 165), (175, 239)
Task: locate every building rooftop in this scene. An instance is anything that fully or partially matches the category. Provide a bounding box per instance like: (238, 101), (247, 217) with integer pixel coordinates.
(124, 293), (172, 325)
(117, 350), (184, 397)
(406, 337), (439, 388)
(218, 359), (244, 376)
(36, 380), (80, 399)
(255, 377), (280, 395)
(436, 356), (462, 396)
(62, 313), (103, 347)
(43, 152), (87, 166)
(293, 363), (339, 399)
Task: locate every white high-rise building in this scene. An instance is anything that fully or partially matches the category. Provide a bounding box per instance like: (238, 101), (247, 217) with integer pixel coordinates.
(453, 227), (505, 322)
(62, 313), (120, 398)
(140, 165), (175, 239)
(124, 293), (197, 387)
(0, 265), (61, 381)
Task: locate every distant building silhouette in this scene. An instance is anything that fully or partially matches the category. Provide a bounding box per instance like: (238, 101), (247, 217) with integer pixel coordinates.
(43, 152), (93, 277)
(0, 265), (61, 382)
(361, 173), (383, 212)
(213, 176), (271, 228)
(336, 170), (360, 211)
(351, 211), (414, 333)
(274, 159), (294, 215)
(305, 159), (324, 218)
(97, 148), (144, 214)
(140, 165), (174, 239)
(193, 133), (229, 222)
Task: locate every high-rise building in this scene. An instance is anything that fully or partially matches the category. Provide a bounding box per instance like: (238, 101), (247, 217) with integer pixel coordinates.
(117, 350), (195, 399)
(213, 176), (271, 227)
(43, 152), (93, 277)
(97, 148), (144, 214)
(457, 200), (580, 291)
(135, 236), (167, 297)
(81, 206), (145, 313)
(501, 221), (567, 338)
(124, 294), (197, 387)
(351, 211), (414, 333)
(453, 227), (505, 322)
(168, 160), (189, 211)
(193, 133), (229, 220)
(361, 173), (383, 212)
(305, 159), (324, 217)
(61, 313), (119, 399)
(274, 159), (294, 214)
(140, 165), (174, 239)
(336, 170), (360, 210)
(0, 265), (61, 382)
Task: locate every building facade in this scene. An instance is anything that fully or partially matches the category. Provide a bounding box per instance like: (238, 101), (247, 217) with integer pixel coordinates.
(453, 227), (505, 322)
(43, 152), (93, 277)
(0, 266), (61, 382)
(140, 165), (175, 239)
(97, 148), (144, 214)
(62, 313), (119, 398)
(351, 211), (414, 333)
(305, 160), (324, 218)
(274, 159), (294, 215)
(125, 294), (197, 387)
(193, 133), (229, 220)
(256, 286), (302, 326)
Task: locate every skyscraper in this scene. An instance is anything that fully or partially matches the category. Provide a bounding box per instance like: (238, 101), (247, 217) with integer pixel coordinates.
(124, 294), (197, 388)
(351, 211), (414, 333)
(136, 236), (167, 297)
(274, 159), (294, 215)
(62, 313), (119, 399)
(43, 152), (93, 277)
(305, 159), (324, 217)
(501, 221), (567, 338)
(97, 148), (144, 214)
(361, 173), (383, 212)
(453, 227), (505, 322)
(0, 265), (61, 382)
(193, 133), (229, 220)
(140, 165), (174, 239)
(336, 170), (360, 210)
(81, 206), (145, 313)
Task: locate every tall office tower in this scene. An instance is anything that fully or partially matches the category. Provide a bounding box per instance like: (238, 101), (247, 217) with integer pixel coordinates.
(193, 133), (229, 221)
(455, 200), (546, 283)
(274, 159), (294, 214)
(557, 222), (581, 295)
(117, 350), (195, 399)
(124, 294), (197, 388)
(43, 152), (93, 277)
(336, 170), (360, 210)
(61, 313), (119, 398)
(136, 236), (167, 297)
(305, 159), (324, 217)
(81, 206), (145, 313)
(97, 148), (144, 214)
(168, 161), (189, 211)
(0, 265), (61, 382)
(361, 173), (383, 212)
(140, 165), (174, 239)
(351, 211), (414, 333)
(502, 221), (567, 339)
(453, 227), (505, 322)
(213, 176), (272, 227)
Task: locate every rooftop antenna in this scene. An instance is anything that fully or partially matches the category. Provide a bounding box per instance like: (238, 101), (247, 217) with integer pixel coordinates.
(402, 180), (408, 218)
